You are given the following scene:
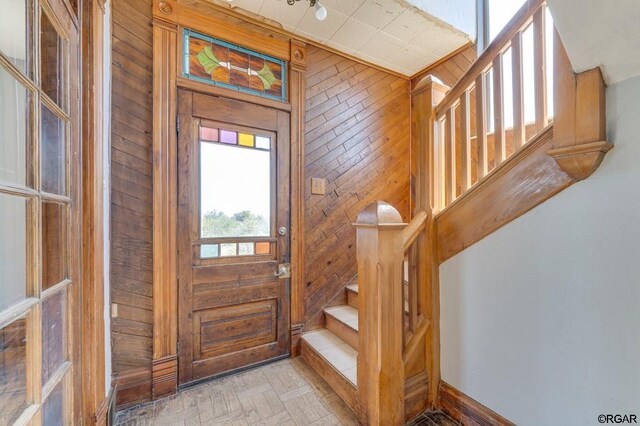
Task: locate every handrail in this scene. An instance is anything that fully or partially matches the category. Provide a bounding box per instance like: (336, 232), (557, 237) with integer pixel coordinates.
(435, 0), (545, 118)
(402, 211), (428, 252)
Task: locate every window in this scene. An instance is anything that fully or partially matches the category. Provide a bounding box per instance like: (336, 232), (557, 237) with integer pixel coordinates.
(0, 1), (76, 424)
(198, 124), (274, 258)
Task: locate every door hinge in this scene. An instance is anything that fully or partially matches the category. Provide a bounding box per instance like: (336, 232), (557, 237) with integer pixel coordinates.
(176, 115), (181, 135)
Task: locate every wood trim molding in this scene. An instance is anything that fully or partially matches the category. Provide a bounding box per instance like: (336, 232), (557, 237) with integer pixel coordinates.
(440, 381), (515, 426)
(435, 125), (575, 263)
(94, 385), (116, 426)
(81, 0), (107, 422)
(290, 39), (307, 355)
(152, 355), (178, 399)
(152, 19), (179, 399)
(548, 140), (613, 180)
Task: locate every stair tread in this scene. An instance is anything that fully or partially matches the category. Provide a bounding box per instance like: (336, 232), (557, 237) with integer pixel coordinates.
(301, 329), (357, 386)
(346, 284), (358, 293)
(324, 305), (359, 331)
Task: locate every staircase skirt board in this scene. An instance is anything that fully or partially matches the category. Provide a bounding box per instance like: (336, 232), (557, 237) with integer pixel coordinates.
(300, 338), (358, 413)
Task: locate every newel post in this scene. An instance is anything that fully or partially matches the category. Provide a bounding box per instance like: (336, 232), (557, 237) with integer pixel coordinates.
(354, 201), (407, 425)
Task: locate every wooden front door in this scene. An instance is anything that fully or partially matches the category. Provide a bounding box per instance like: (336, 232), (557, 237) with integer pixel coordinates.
(177, 90), (291, 385)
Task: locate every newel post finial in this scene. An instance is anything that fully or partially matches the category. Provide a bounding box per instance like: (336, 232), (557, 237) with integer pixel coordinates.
(353, 201), (406, 425)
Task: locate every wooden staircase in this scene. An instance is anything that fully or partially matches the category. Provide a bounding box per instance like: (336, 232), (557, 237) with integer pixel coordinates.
(300, 283), (360, 411)
(299, 202), (435, 425)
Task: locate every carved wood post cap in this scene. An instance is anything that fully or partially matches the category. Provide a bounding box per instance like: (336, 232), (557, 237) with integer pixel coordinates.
(412, 74), (450, 96)
(353, 201), (406, 229)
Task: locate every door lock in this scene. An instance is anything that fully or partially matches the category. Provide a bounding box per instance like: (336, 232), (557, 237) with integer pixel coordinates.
(275, 263), (291, 279)
(278, 227), (287, 236)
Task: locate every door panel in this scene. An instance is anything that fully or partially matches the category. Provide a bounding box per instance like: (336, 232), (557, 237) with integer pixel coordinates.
(178, 90), (291, 385)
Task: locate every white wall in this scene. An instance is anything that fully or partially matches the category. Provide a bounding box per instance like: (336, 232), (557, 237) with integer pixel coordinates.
(546, 0), (640, 84)
(440, 74), (640, 426)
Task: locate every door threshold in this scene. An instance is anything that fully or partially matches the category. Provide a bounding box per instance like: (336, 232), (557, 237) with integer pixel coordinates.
(178, 353), (291, 391)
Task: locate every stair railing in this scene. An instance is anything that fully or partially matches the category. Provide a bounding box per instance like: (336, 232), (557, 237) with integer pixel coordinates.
(353, 203), (435, 425)
(433, 0), (551, 210)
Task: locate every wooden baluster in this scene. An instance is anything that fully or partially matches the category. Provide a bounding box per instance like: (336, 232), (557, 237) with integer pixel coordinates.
(355, 201), (406, 426)
(444, 108), (456, 205)
(533, 7), (548, 131)
(460, 90), (472, 191)
(512, 31), (525, 149)
(475, 74), (488, 178)
(408, 246), (418, 334)
(492, 54), (506, 166)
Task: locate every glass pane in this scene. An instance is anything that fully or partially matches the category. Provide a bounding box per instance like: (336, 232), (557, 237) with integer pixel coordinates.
(255, 242), (270, 255)
(42, 376), (66, 426)
(219, 130), (237, 145)
(201, 244), (219, 258)
(220, 243), (237, 257)
(200, 142), (270, 238)
(41, 11), (65, 109)
(238, 242), (254, 255)
(41, 105), (66, 195)
(0, 194), (27, 313)
(238, 133), (254, 147)
(42, 202), (67, 290)
(200, 127), (218, 142)
(489, 0), (527, 42)
(545, 8), (554, 119)
(522, 25), (535, 125)
(0, 317), (28, 425)
(0, 0), (28, 73)
(0, 66), (29, 186)
(42, 289), (67, 385)
(255, 136), (270, 150)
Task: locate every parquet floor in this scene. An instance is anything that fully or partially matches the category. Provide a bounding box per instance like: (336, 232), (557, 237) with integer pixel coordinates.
(115, 358), (459, 426)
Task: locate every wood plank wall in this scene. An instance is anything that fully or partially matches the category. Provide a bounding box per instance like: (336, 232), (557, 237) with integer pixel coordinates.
(110, 0), (154, 408)
(303, 46), (411, 328)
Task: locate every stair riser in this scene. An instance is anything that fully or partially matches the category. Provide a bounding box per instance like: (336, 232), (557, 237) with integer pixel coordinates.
(301, 340), (357, 412)
(347, 289), (358, 309)
(325, 315), (358, 350)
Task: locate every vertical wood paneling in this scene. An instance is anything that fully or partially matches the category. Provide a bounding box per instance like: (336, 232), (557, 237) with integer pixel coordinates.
(303, 46), (410, 327)
(110, 0), (154, 408)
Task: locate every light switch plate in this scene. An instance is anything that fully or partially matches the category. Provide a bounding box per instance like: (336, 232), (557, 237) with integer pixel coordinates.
(311, 177), (327, 195)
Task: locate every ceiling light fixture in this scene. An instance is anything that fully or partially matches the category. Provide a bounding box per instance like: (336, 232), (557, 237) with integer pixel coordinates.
(287, 0), (328, 21)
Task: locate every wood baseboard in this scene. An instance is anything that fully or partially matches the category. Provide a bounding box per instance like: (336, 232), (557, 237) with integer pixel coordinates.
(113, 368), (152, 409)
(440, 381), (515, 426)
(404, 371), (429, 422)
(291, 323), (304, 357)
(152, 355), (178, 399)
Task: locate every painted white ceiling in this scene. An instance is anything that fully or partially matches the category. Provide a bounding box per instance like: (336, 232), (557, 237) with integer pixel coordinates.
(546, 0), (640, 85)
(225, 0), (475, 76)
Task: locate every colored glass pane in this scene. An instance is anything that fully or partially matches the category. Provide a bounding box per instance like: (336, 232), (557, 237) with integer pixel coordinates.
(200, 127), (218, 142)
(201, 244), (219, 258)
(219, 130), (237, 145)
(184, 29), (287, 102)
(255, 242), (270, 255)
(255, 136), (270, 150)
(238, 133), (254, 147)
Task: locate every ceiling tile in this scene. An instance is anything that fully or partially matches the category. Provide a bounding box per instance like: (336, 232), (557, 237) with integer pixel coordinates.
(351, 0), (405, 30)
(259, 0), (308, 28)
(296, 7), (348, 42)
(330, 18), (378, 52)
(383, 9), (427, 42)
(319, 0), (366, 16)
